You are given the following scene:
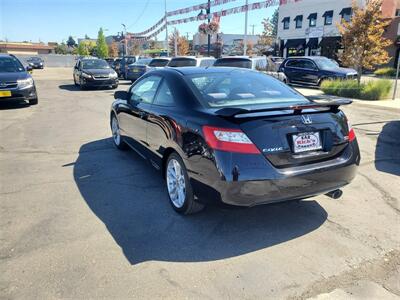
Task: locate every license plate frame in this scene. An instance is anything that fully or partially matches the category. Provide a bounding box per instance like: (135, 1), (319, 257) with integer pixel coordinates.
(0, 90), (11, 97)
(292, 131), (322, 153)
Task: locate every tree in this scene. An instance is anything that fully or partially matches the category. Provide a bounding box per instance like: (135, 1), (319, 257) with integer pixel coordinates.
(168, 30), (190, 56)
(77, 42), (89, 56)
(66, 36), (76, 48)
(108, 41), (118, 57)
(85, 34), (90, 39)
(55, 42), (68, 54)
(258, 9), (279, 52)
(270, 8), (279, 37)
(129, 41), (141, 56)
(338, 0), (391, 84)
(96, 27), (109, 58)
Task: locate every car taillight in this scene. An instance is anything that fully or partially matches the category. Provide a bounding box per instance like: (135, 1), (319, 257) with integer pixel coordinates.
(202, 126), (260, 154)
(347, 121), (356, 142)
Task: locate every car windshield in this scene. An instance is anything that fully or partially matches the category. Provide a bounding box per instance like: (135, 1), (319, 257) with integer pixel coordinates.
(188, 70), (308, 108)
(168, 58), (197, 67)
(29, 57), (42, 61)
(313, 57), (339, 70)
(134, 59), (152, 65)
(125, 57), (136, 64)
(82, 59), (110, 69)
(213, 58), (252, 69)
(0, 56), (25, 73)
(149, 59), (170, 67)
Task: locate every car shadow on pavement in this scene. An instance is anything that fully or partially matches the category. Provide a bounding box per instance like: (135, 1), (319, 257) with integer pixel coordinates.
(58, 84), (80, 91)
(375, 121), (400, 176)
(0, 100), (30, 110)
(74, 138), (328, 265)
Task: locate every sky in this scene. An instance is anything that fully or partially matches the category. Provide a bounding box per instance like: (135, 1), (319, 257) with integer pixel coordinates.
(0, 0), (276, 43)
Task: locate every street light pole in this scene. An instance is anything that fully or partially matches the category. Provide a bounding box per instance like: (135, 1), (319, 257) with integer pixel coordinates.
(207, 0), (211, 57)
(165, 0), (169, 57)
(243, 0), (248, 56)
(122, 23), (127, 56)
(393, 51), (400, 100)
(174, 28), (178, 56)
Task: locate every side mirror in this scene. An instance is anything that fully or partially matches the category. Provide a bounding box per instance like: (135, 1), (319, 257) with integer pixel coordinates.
(114, 90), (128, 100)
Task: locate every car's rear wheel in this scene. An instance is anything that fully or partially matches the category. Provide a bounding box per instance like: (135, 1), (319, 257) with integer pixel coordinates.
(165, 153), (204, 215)
(111, 115), (127, 150)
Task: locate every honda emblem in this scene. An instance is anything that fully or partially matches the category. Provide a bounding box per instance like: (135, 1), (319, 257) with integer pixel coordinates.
(301, 115), (312, 125)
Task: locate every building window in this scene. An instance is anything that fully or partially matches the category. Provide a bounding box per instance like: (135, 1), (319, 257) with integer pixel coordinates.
(282, 17), (290, 30)
(295, 15), (303, 28)
(308, 13), (317, 27)
(396, 9), (400, 16)
(340, 7), (352, 22)
(323, 10), (333, 25)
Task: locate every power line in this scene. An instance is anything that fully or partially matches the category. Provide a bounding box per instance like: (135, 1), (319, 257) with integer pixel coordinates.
(126, 0), (151, 30)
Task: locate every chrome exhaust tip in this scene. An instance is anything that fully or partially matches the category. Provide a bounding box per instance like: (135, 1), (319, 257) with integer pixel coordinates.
(325, 189), (343, 199)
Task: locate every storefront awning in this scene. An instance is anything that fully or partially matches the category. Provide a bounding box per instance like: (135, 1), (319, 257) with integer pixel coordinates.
(306, 38), (319, 49)
(308, 13), (317, 19)
(284, 39), (306, 49)
(319, 36), (341, 48)
(323, 10), (333, 17)
(339, 7), (351, 16)
(281, 17), (290, 23)
(294, 15), (303, 21)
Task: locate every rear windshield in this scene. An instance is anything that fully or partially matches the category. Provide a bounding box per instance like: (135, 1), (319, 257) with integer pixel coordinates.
(188, 70), (308, 108)
(134, 58), (152, 65)
(82, 59), (110, 69)
(0, 56), (25, 72)
(149, 59), (170, 67)
(124, 57), (136, 64)
(168, 58), (197, 67)
(214, 58), (252, 69)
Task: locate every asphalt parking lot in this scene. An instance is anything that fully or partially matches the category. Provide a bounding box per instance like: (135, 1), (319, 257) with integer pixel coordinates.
(1, 68), (399, 299)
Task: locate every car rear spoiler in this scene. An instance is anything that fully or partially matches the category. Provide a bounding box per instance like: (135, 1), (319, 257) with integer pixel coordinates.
(214, 99), (352, 117)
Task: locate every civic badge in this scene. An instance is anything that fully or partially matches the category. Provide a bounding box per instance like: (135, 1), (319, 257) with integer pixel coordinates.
(301, 115), (312, 125)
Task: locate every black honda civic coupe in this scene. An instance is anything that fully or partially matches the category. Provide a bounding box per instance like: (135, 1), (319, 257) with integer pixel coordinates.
(110, 67), (360, 214)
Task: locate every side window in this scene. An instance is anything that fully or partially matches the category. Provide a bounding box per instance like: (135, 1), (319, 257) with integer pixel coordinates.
(130, 76), (161, 104)
(286, 59), (299, 68)
(302, 60), (317, 70)
(255, 59), (267, 71)
(153, 81), (175, 106)
(199, 59), (215, 67)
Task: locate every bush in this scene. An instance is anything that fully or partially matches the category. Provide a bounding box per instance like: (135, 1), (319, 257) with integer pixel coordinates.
(374, 68), (396, 77)
(321, 79), (392, 100)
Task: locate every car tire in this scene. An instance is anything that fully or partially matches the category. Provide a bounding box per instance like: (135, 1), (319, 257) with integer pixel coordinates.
(79, 78), (86, 90)
(29, 98), (38, 105)
(111, 114), (128, 150)
(165, 152), (205, 215)
(112, 84), (118, 89)
(74, 77), (78, 86)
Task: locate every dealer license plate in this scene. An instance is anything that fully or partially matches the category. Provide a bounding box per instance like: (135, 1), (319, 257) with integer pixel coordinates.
(292, 132), (322, 153)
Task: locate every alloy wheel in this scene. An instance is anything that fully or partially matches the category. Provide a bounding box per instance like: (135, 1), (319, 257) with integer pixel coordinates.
(166, 159), (186, 208)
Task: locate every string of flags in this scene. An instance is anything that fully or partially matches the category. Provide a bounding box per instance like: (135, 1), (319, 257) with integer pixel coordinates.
(127, 0), (279, 41)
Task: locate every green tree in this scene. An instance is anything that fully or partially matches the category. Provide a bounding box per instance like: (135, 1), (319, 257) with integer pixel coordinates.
(66, 36), (76, 48)
(55, 42), (68, 54)
(270, 8), (279, 37)
(338, 0), (391, 84)
(77, 42), (90, 56)
(96, 27), (109, 58)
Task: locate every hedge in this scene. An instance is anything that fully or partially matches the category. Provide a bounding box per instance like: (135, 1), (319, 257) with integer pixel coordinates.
(374, 68), (397, 77)
(321, 79), (392, 100)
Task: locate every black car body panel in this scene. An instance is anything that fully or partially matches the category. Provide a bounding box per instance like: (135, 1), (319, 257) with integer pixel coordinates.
(0, 54), (38, 103)
(279, 56), (358, 86)
(111, 67), (360, 207)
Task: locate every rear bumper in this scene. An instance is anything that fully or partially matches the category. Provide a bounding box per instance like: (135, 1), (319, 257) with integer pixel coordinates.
(126, 72), (145, 81)
(0, 85), (37, 101)
(187, 140), (360, 207)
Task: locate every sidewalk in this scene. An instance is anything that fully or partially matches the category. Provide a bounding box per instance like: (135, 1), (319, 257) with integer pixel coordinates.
(296, 87), (400, 110)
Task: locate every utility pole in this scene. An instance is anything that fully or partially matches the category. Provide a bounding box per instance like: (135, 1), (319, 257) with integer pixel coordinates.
(122, 23), (127, 56)
(165, 0), (169, 57)
(393, 51), (400, 100)
(174, 28), (178, 56)
(207, 0), (211, 57)
(243, 0), (248, 56)
(250, 24), (256, 36)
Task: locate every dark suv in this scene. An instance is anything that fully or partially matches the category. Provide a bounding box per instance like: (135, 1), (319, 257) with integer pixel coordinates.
(0, 54), (38, 105)
(279, 56), (357, 86)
